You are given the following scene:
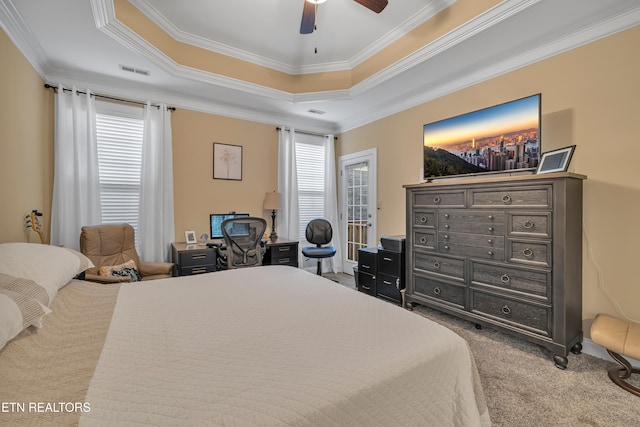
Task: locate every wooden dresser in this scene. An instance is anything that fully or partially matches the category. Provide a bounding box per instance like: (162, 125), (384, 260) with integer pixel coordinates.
(405, 172), (585, 368)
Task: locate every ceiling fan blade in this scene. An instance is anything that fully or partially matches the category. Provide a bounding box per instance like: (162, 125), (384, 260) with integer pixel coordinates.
(300, 1), (316, 34)
(353, 0), (388, 13)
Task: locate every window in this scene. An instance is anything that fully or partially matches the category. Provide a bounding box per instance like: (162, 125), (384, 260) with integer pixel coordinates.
(295, 134), (326, 243)
(95, 103), (144, 236)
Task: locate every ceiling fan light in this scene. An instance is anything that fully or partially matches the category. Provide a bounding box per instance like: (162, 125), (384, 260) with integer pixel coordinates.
(307, 0), (327, 4)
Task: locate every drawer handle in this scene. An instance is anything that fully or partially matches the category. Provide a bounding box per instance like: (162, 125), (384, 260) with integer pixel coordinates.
(362, 264), (371, 269)
(502, 194), (512, 204)
(362, 285), (371, 290)
(488, 227), (494, 232)
(523, 220), (534, 229)
(501, 305), (511, 315)
(433, 196), (441, 204)
(500, 274), (511, 283)
(420, 216), (428, 223)
(444, 224), (450, 229)
(444, 245), (450, 250)
(487, 239), (493, 244)
(444, 213), (450, 218)
(383, 280), (392, 285)
(191, 254), (207, 260)
(522, 247), (534, 258)
(383, 257), (393, 262)
(278, 246), (291, 252)
(396, 278), (400, 290)
(191, 267), (207, 274)
(443, 235), (449, 240)
(278, 258), (290, 264)
(488, 215), (494, 220)
(433, 287), (441, 296)
(433, 261), (441, 270)
(420, 237), (427, 244)
(487, 251), (494, 256)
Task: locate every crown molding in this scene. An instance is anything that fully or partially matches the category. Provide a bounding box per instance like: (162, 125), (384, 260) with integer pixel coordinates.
(129, 0), (456, 75)
(0, 0), (49, 79)
(338, 4), (640, 132)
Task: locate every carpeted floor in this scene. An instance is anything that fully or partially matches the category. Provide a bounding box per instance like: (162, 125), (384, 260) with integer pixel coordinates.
(323, 272), (640, 427)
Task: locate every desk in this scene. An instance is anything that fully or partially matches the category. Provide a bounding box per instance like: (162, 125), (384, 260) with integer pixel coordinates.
(263, 237), (299, 267)
(172, 243), (216, 276)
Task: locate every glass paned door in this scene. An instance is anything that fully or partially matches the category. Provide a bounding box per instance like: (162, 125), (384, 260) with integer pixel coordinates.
(339, 148), (377, 275)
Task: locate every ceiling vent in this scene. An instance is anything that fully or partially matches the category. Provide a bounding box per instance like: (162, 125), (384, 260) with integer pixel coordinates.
(308, 109), (326, 115)
(119, 64), (150, 77)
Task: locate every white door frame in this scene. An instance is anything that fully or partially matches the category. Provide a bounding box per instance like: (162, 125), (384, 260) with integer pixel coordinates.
(338, 148), (377, 275)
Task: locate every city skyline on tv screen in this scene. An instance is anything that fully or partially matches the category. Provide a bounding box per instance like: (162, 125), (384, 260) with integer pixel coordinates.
(423, 94), (540, 179)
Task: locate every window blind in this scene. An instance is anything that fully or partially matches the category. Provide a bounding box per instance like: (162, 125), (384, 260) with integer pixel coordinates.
(295, 137), (325, 243)
(95, 113), (144, 235)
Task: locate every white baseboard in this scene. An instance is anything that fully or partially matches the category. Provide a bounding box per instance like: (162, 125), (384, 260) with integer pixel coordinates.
(582, 338), (640, 365)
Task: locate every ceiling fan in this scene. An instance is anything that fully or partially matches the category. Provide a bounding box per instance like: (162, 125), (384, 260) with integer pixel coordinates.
(300, 0), (389, 34)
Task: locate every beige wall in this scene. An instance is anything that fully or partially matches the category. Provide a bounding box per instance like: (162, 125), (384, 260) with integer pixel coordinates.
(171, 109), (278, 242)
(3, 23), (639, 328)
(0, 29), (53, 243)
(336, 26), (640, 327)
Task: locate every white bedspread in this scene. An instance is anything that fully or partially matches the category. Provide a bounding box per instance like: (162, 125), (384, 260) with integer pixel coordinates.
(81, 266), (490, 426)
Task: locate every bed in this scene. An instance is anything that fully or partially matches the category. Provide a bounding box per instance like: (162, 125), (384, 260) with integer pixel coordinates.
(0, 243), (490, 426)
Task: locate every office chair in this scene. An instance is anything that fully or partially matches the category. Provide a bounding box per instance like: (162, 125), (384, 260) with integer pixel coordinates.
(79, 223), (174, 283)
(301, 219), (337, 276)
(220, 217), (267, 269)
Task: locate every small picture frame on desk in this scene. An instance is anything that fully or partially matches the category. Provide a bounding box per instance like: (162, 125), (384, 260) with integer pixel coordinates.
(185, 230), (197, 245)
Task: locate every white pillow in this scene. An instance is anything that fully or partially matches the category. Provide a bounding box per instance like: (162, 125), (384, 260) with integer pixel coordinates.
(0, 243), (94, 304)
(0, 282), (51, 350)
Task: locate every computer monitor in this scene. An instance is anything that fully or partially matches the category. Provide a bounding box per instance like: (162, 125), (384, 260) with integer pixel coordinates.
(209, 213), (249, 240)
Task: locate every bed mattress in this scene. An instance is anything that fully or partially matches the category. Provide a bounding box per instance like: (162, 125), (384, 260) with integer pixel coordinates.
(1, 266), (490, 426)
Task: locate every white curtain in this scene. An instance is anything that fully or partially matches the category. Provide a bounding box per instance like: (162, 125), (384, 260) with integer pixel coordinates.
(323, 134), (343, 273)
(50, 85), (102, 250)
(277, 127), (300, 264)
(138, 103), (175, 262)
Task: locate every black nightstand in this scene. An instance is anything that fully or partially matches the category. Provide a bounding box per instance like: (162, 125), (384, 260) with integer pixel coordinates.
(263, 237), (299, 267)
(172, 243), (216, 276)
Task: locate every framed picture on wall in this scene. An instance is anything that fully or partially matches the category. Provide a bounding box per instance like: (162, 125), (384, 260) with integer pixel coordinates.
(213, 143), (242, 180)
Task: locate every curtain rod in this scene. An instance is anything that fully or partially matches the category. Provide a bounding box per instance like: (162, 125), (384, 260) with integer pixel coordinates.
(44, 83), (176, 111)
(276, 126), (337, 140)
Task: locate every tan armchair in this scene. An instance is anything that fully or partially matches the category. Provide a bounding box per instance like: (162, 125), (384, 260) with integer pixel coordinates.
(79, 223), (174, 283)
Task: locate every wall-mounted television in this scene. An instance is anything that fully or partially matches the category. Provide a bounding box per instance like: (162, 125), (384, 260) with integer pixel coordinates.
(423, 94), (541, 180)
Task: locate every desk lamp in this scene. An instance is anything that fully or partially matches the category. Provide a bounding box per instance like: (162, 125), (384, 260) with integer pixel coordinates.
(263, 192), (281, 240)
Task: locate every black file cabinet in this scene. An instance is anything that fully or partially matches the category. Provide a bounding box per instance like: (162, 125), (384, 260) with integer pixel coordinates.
(172, 243), (216, 276)
(357, 240), (405, 305)
(357, 248), (377, 296)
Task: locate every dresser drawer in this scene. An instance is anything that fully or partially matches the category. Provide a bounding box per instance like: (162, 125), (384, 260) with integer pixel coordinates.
(358, 248), (377, 274)
(178, 250), (215, 267)
(413, 211), (437, 229)
(471, 291), (551, 336)
(414, 275), (465, 309)
(413, 190), (466, 208)
(378, 250), (403, 275)
(180, 265), (215, 276)
(508, 240), (551, 267)
(470, 261), (551, 302)
(413, 230), (436, 250)
(357, 271), (376, 296)
(414, 251), (464, 281)
(509, 212), (552, 238)
(439, 210), (504, 234)
(439, 238), (505, 261)
(470, 185), (551, 208)
(377, 272), (403, 301)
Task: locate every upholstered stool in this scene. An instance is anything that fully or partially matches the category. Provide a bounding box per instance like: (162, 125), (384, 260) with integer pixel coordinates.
(590, 314), (640, 397)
